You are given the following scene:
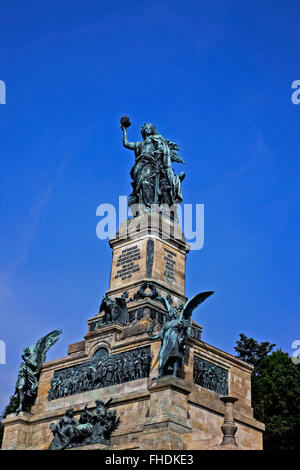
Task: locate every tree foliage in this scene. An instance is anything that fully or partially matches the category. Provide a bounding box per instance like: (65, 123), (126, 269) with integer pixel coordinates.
(235, 333), (300, 450)
(235, 333), (275, 371)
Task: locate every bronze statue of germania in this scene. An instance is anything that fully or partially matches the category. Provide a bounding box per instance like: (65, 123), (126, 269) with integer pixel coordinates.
(121, 116), (186, 215)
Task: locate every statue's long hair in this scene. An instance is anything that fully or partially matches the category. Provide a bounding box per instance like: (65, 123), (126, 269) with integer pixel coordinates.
(140, 123), (157, 139)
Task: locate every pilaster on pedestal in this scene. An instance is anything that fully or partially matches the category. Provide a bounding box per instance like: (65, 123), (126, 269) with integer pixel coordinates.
(1, 412), (33, 450)
(140, 376), (192, 449)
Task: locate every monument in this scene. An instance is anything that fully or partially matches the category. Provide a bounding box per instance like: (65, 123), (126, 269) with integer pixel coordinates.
(1, 117), (265, 450)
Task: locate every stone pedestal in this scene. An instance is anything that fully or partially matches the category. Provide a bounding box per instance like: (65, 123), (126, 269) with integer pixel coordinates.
(108, 213), (190, 305)
(1, 214), (265, 450)
(1, 412), (32, 450)
(140, 377), (192, 450)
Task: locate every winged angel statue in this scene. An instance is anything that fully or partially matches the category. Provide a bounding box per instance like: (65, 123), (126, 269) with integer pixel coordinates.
(148, 292), (213, 379)
(9, 329), (62, 415)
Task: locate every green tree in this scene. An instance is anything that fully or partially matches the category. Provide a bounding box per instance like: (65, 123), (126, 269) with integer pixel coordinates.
(235, 333), (275, 370)
(235, 334), (300, 450)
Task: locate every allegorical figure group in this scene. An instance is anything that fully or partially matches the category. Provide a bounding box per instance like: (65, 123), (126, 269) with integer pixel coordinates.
(49, 399), (120, 450)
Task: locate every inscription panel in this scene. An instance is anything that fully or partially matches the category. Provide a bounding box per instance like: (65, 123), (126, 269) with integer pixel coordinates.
(115, 245), (141, 280)
(163, 248), (177, 283)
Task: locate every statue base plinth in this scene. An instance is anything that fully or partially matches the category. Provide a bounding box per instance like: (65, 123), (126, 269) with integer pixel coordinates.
(139, 376), (192, 450)
(1, 412), (33, 450)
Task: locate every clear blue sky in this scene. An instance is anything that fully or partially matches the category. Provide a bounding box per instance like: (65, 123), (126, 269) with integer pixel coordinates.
(0, 0), (299, 411)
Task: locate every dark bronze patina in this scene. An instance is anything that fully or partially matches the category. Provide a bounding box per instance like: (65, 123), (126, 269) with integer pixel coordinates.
(120, 116), (186, 215)
(148, 292), (213, 379)
(4, 330), (62, 416)
(48, 346), (151, 400)
(49, 399), (120, 449)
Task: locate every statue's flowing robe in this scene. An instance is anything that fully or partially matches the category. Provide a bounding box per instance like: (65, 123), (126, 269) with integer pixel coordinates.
(16, 359), (38, 396)
(49, 415), (78, 450)
(130, 134), (183, 208)
(74, 420), (93, 439)
(130, 140), (157, 208)
(157, 318), (184, 370)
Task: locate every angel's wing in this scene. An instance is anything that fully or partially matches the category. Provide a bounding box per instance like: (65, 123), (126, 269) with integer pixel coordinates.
(99, 296), (107, 313)
(165, 139), (185, 164)
(157, 296), (172, 315)
(31, 329), (62, 371)
(180, 292), (214, 322)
